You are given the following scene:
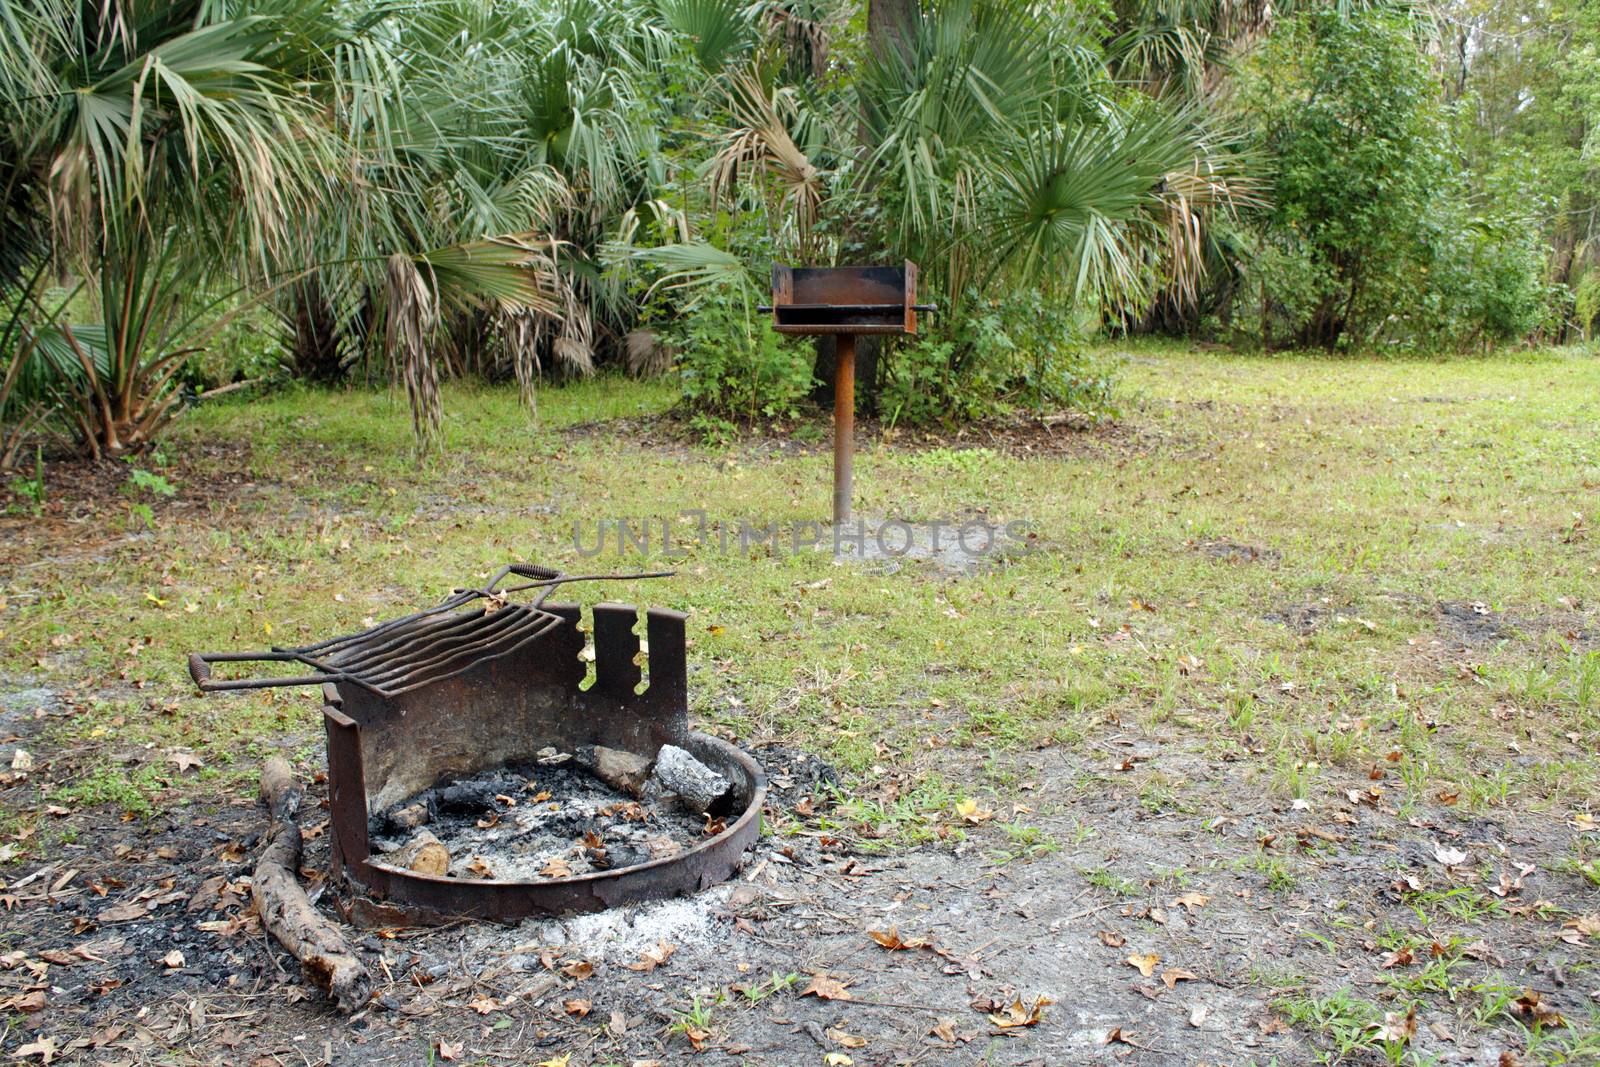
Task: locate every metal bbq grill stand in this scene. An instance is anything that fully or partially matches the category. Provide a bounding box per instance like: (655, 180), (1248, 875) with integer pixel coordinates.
(761, 262), (932, 524)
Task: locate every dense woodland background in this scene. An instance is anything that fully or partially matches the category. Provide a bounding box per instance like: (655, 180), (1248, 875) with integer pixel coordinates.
(0, 0), (1596, 462)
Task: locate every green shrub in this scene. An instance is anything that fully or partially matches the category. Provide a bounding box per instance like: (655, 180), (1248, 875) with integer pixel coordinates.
(878, 293), (1113, 426)
(668, 294), (814, 423)
(1575, 270), (1600, 340)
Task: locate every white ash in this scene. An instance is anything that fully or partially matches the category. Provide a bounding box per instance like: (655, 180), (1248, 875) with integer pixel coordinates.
(477, 886), (737, 969)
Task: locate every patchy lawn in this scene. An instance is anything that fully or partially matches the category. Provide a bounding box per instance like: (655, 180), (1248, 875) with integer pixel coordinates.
(1, 343), (1597, 1065)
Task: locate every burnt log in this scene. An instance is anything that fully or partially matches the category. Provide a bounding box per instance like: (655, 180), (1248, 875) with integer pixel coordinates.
(255, 758), (371, 1013)
(650, 744), (733, 815)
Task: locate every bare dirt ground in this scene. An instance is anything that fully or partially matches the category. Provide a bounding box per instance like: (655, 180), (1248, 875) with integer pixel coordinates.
(2, 710), (1593, 1066)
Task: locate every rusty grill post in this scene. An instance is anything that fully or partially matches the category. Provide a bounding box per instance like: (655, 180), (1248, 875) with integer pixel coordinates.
(189, 566), (766, 923)
(762, 261), (932, 524)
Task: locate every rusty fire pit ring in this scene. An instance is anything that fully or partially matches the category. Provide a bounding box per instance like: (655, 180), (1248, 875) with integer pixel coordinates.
(194, 566), (768, 925)
(329, 725), (766, 925)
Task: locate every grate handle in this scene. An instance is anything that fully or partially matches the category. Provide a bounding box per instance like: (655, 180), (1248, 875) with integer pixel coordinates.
(188, 651), (340, 692)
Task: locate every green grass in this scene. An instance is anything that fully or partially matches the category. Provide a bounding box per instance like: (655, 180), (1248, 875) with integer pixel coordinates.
(2, 343), (1598, 846)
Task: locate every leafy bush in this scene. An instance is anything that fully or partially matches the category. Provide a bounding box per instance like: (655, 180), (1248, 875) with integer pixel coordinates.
(667, 294), (814, 423)
(878, 292), (1113, 426)
(1574, 271), (1600, 341)
(1240, 6), (1451, 349)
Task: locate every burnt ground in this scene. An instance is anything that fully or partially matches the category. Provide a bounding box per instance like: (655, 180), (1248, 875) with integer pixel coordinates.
(1, 726), (1594, 1066)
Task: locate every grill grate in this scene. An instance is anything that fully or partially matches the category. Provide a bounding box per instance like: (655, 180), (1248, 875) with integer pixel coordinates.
(189, 564), (670, 698)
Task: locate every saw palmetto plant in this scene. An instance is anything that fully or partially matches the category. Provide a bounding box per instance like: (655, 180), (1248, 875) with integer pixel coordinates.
(0, 0), (1252, 456)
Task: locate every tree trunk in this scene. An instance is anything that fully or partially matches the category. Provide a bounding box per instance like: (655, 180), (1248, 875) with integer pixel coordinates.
(867, 0), (917, 64)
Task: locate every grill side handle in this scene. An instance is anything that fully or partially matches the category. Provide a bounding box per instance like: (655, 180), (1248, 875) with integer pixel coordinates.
(188, 651), (340, 692)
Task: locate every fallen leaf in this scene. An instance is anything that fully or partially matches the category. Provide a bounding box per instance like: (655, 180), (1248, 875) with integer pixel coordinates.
(97, 900), (150, 923)
(1432, 842), (1469, 867)
(987, 995), (1052, 1029)
(1188, 1004), (1209, 1027)
(801, 974), (853, 1001)
(1380, 947), (1415, 969)
(467, 996), (500, 1014)
(625, 941), (676, 972)
(539, 857), (572, 879)
(1172, 892), (1211, 913)
(169, 752), (204, 773)
(436, 1039), (464, 1061)
(1126, 953), (1160, 977)
(536, 1055), (570, 1067)
(10, 749), (34, 773)
(563, 998), (591, 1018)
(13, 1037), (56, 1064)
(1097, 929), (1125, 948)
(1161, 968), (1199, 989)
(162, 950), (184, 969)
(929, 1017), (958, 1043)
(825, 1027), (866, 1048)
(1375, 1005), (1417, 1044)
(868, 927), (931, 951)
(1514, 989), (1565, 1028)
(823, 1055), (852, 1067)
(954, 798), (994, 825)
(560, 959), (594, 980)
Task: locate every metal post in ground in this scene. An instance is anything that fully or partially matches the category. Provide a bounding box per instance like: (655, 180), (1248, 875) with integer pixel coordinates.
(832, 333), (856, 525)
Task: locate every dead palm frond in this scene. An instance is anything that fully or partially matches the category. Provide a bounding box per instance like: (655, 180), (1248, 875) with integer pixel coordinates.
(384, 253), (442, 451)
(710, 70), (826, 257)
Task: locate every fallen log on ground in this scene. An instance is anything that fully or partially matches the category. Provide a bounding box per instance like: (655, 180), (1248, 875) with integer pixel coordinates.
(254, 757), (371, 1013)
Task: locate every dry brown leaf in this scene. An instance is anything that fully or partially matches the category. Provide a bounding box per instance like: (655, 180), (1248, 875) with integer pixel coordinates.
(1160, 968), (1199, 989)
(825, 1027), (866, 1048)
(867, 926), (931, 951)
(987, 995), (1052, 1029)
(467, 996), (500, 1015)
(624, 940), (676, 972)
(929, 1017), (958, 1043)
(1380, 947), (1415, 969)
(436, 1038), (464, 1061)
(169, 752), (204, 773)
(97, 900), (150, 923)
(563, 998), (592, 1018)
(1172, 892), (1211, 912)
(801, 974), (853, 1001)
(13, 1037), (56, 1064)
(162, 950), (184, 969)
(560, 959), (594, 980)
(1375, 1005), (1417, 1044)
(1126, 953), (1160, 977)
(539, 857), (572, 879)
(1097, 929), (1125, 948)
(1514, 990), (1565, 1028)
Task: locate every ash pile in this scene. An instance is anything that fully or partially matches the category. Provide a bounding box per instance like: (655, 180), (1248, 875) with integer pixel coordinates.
(368, 743), (739, 882)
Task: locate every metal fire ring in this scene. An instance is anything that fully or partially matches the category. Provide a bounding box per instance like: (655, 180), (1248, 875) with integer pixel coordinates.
(192, 567), (766, 924)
